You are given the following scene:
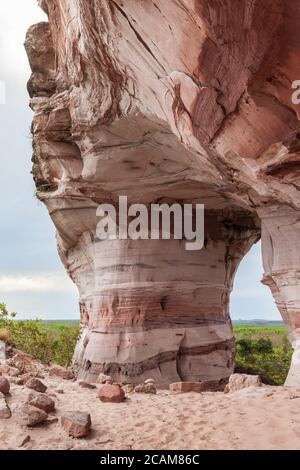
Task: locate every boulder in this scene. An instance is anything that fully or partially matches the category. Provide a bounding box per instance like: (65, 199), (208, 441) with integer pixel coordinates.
(224, 374), (262, 393)
(97, 384), (125, 403)
(19, 403), (48, 427)
(0, 376), (10, 395)
(122, 384), (134, 394)
(61, 411), (91, 438)
(134, 383), (157, 394)
(96, 373), (113, 384)
(49, 365), (74, 380)
(27, 391), (55, 413)
(0, 364), (20, 376)
(25, 377), (47, 393)
(0, 392), (11, 419)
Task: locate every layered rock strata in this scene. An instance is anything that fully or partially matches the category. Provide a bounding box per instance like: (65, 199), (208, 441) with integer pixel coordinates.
(26, 1), (300, 385)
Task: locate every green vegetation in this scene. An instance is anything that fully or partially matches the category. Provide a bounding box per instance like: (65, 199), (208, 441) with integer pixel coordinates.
(0, 302), (293, 384)
(233, 324), (292, 385)
(0, 303), (80, 367)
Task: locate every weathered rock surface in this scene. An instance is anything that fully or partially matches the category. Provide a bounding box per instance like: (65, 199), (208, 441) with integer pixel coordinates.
(0, 392), (11, 419)
(78, 381), (96, 390)
(19, 404), (48, 427)
(27, 391), (55, 413)
(96, 373), (113, 385)
(61, 411), (91, 438)
(0, 376), (10, 395)
(134, 382), (157, 394)
(97, 384), (125, 403)
(224, 374), (262, 393)
(26, 1), (300, 386)
(25, 378), (47, 393)
(49, 365), (74, 380)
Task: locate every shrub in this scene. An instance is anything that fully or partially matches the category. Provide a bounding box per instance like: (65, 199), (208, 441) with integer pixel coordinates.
(234, 326), (292, 385)
(0, 303), (80, 367)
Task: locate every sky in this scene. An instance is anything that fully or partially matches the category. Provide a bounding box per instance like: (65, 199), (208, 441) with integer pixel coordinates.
(0, 0), (280, 321)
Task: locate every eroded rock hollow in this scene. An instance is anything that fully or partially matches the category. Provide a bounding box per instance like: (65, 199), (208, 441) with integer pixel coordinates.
(26, 0), (300, 386)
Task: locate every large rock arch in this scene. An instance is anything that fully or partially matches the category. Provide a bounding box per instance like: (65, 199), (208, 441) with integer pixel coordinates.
(26, 0), (300, 386)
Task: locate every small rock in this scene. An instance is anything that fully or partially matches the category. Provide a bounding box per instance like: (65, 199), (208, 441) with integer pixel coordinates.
(78, 381), (96, 390)
(0, 392), (11, 419)
(135, 383), (157, 394)
(27, 391), (55, 413)
(122, 384), (134, 394)
(144, 378), (155, 385)
(47, 416), (58, 424)
(19, 404), (48, 427)
(169, 380), (227, 393)
(9, 377), (24, 386)
(0, 376), (10, 395)
(0, 364), (20, 376)
(7, 352), (40, 375)
(54, 388), (64, 394)
(17, 434), (31, 448)
(61, 411), (91, 438)
(49, 365), (74, 380)
(0, 364), (9, 374)
(96, 373), (113, 384)
(47, 392), (57, 398)
(97, 383), (125, 403)
(25, 377), (47, 393)
(224, 374), (262, 393)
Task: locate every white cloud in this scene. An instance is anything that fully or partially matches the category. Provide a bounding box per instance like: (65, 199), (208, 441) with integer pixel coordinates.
(0, 0), (46, 78)
(0, 273), (77, 294)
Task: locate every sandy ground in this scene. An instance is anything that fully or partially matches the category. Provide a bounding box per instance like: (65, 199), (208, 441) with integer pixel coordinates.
(1, 375), (300, 450)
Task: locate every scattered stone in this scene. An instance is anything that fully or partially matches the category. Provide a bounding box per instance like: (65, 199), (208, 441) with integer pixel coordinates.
(170, 379), (227, 393)
(123, 384), (134, 394)
(27, 391), (55, 413)
(0, 392), (11, 419)
(7, 351), (41, 375)
(49, 365), (74, 380)
(54, 388), (64, 394)
(19, 404), (48, 427)
(47, 392), (57, 398)
(25, 377), (47, 393)
(78, 381), (96, 390)
(0, 364), (20, 376)
(0, 376), (10, 395)
(0, 364), (9, 374)
(96, 373), (113, 384)
(61, 411), (91, 438)
(97, 383), (125, 403)
(9, 377), (24, 386)
(135, 383), (157, 394)
(224, 374), (262, 393)
(17, 434), (31, 448)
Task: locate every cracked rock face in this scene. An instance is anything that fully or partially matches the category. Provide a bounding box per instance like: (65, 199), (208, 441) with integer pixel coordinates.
(26, 0), (300, 386)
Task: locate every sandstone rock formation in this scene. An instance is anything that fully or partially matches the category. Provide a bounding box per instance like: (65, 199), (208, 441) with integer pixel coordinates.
(26, 1), (300, 386)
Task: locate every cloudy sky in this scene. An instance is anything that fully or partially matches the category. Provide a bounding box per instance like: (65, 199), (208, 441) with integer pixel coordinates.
(0, 0), (280, 321)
